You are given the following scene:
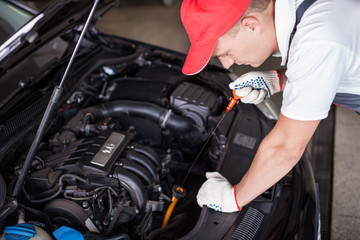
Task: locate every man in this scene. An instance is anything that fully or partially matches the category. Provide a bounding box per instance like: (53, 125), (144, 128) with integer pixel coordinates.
(180, 0), (360, 212)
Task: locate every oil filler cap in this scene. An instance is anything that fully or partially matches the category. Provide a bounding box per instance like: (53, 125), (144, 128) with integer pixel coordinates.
(4, 223), (35, 240)
(173, 185), (187, 199)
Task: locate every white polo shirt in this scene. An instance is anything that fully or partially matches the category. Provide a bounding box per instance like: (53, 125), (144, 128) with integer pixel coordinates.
(274, 0), (360, 120)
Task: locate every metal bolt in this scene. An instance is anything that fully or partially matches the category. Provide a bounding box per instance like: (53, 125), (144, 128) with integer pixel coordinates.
(82, 201), (89, 208)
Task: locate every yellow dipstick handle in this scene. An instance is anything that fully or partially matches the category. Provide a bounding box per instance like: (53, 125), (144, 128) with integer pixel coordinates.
(162, 186), (186, 228)
(161, 196), (179, 227)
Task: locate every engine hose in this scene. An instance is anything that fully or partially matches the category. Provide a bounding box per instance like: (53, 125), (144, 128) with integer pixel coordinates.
(70, 100), (195, 133)
(23, 174), (87, 204)
(103, 101), (195, 133)
(0, 199), (18, 223)
(18, 203), (55, 232)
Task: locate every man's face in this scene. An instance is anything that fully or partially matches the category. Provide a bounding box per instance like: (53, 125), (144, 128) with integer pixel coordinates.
(212, 18), (277, 69)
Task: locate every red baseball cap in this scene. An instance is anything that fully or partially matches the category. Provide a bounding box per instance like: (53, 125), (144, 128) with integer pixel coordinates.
(180, 0), (251, 75)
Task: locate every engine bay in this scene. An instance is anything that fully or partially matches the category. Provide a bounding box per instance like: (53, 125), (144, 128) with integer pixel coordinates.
(22, 76), (226, 238)
(0, 42), (240, 238)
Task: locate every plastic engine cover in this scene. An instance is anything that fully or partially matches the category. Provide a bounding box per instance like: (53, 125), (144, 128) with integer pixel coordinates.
(170, 82), (221, 127)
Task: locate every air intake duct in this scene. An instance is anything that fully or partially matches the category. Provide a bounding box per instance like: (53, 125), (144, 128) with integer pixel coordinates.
(66, 100), (195, 134)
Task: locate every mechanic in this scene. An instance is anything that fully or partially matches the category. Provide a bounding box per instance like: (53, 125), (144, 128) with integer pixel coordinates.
(180, 0), (360, 212)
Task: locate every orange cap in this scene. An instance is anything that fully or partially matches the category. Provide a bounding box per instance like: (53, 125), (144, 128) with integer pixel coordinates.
(225, 90), (242, 113)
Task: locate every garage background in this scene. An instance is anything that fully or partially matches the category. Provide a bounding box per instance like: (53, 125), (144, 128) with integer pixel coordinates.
(29, 0), (360, 239)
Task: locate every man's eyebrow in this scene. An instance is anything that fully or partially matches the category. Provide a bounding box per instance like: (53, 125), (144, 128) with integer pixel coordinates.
(212, 51), (224, 57)
(212, 49), (228, 57)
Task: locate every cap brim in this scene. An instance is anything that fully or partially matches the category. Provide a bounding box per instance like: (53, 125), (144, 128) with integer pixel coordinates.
(182, 40), (218, 75)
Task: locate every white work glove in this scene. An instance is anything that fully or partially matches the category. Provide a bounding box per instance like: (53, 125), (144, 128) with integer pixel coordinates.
(197, 172), (241, 213)
(229, 70), (281, 104)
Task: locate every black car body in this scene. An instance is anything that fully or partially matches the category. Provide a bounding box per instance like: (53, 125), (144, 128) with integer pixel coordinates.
(0, 0), (334, 239)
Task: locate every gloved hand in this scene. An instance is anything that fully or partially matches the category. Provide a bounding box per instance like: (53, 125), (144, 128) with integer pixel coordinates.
(196, 172), (241, 212)
(229, 70), (281, 104)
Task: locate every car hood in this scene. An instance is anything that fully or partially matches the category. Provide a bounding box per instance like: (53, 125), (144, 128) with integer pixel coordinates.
(0, 0), (118, 75)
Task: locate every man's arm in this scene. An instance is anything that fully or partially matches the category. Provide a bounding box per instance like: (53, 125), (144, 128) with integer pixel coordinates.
(235, 113), (320, 207)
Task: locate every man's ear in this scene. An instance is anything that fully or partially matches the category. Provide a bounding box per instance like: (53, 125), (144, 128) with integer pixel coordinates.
(241, 16), (261, 32)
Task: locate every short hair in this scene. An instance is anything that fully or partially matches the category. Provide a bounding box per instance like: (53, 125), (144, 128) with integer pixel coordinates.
(246, 0), (272, 13)
(225, 0), (272, 37)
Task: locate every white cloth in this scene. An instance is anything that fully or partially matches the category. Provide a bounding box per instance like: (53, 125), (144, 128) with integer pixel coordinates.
(229, 70), (281, 104)
(275, 0), (360, 120)
(196, 172), (239, 212)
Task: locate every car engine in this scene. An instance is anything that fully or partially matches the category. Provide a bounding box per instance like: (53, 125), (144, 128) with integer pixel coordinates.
(4, 50), (238, 239)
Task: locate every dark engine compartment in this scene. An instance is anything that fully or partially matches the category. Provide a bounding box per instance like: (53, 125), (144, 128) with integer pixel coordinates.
(0, 34), (321, 240)
(21, 78), (228, 238)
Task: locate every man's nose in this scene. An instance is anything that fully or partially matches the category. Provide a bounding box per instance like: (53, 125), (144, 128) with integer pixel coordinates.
(218, 56), (234, 69)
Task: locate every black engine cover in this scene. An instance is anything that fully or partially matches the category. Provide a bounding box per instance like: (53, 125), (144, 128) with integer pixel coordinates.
(44, 130), (133, 176)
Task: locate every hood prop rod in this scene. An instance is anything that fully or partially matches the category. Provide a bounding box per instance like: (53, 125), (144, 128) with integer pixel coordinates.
(11, 0), (100, 200)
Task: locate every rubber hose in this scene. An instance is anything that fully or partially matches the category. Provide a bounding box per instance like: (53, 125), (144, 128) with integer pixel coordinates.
(79, 100), (195, 133)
